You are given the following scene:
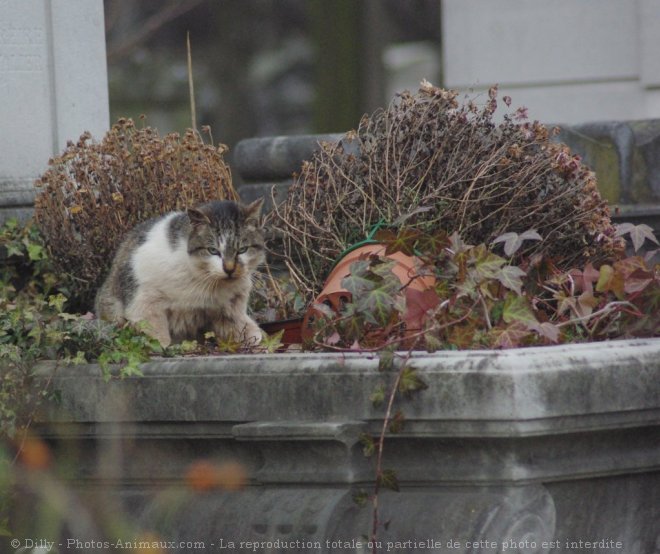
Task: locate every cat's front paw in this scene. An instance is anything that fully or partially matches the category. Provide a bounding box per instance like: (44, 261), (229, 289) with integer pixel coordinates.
(241, 320), (264, 347)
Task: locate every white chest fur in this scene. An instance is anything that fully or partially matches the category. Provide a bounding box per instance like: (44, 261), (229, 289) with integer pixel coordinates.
(129, 214), (248, 311)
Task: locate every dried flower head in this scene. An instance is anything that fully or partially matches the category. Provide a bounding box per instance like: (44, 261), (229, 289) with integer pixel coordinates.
(34, 119), (236, 310)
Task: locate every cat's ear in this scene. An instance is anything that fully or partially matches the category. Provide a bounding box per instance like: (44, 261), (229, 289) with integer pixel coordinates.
(187, 207), (211, 226)
(244, 197), (264, 225)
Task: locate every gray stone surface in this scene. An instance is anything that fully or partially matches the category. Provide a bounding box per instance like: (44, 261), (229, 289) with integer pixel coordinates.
(0, 0), (108, 225)
(556, 120), (660, 210)
(23, 338), (660, 553)
(233, 134), (341, 181)
(441, 0), (660, 125)
(239, 181), (291, 214)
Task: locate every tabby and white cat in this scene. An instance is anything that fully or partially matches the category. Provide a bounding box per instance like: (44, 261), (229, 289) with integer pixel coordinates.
(95, 199), (265, 347)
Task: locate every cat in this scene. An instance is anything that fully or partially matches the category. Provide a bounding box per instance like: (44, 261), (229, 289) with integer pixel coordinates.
(95, 198), (265, 348)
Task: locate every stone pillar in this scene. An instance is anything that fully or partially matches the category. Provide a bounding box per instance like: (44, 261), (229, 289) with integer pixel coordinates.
(0, 0), (109, 223)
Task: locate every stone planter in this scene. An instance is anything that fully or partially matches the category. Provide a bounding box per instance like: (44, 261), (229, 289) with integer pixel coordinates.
(21, 338), (660, 553)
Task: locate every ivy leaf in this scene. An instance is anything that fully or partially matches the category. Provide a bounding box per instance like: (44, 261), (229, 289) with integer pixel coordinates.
(519, 229), (543, 242)
(375, 228), (421, 256)
(491, 322), (532, 348)
(69, 350), (88, 365)
(447, 324), (475, 349)
(58, 312), (79, 321)
(492, 232), (518, 256)
(352, 489), (370, 507)
(576, 291), (599, 318)
(596, 264), (625, 299)
(360, 433), (377, 458)
(370, 384), (386, 408)
(369, 260), (401, 292)
(48, 293), (67, 313)
(341, 267), (376, 298)
(356, 287), (397, 326)
(404, 288), (440, 330)
(502, 294), (537, 326)
(615, 223), (659, 252)
(216, 335), (242, 353)
(449, 232), (472, 254)
(5, 242), (23, 258)
(378, 469), (400, 492)
(378, 349), (394, 371)
(492, 229), (541, 256)
(26, 242), (45, 261)
(416, 230), (450, 253)
(373, 228), (397, 245)
(259, 329), (284, 353)
(474, 247), (506, 280)
(623, 268), (654, 295)
(424, 331), (444, 352)
(569, 263), (599, 294)
(529, 321), (560, 343)
(496, 265), (527, 295)
(398, 366), (428, 396)
(310, 302), (337, 326)
(340, 310), (365, 343)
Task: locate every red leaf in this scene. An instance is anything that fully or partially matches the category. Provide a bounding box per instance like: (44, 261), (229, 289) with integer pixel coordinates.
(404, 288), (440, 330)
(624, 268), (654, 295)
(583, 263), (599, 293)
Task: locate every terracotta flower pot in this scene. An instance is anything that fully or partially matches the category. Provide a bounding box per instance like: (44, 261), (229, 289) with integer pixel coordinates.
(260, 317), (304, 348)
(302, 243), (436, 345)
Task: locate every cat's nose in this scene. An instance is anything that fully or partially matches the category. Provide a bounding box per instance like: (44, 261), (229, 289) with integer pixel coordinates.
(223, 260), (236, 276)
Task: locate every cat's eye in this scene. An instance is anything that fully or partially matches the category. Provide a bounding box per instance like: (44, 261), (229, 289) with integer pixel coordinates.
(207, 247), (220, 256)
(237, 246), (249, 254)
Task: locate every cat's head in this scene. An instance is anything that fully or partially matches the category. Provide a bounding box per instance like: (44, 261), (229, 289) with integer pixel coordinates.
(186, 198), (265, 280)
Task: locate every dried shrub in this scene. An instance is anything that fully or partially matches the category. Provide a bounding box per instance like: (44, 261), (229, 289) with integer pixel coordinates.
(270, 82), (623, 301)
(34, 118), (237, 310)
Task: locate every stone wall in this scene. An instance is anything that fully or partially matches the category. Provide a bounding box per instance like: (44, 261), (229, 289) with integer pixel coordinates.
(441, 0), (660, 125)
(21, 338), (660, 553)
(0, 0), (108, 224)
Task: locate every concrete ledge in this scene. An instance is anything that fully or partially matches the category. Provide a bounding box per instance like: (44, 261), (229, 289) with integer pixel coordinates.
(23, 339), (660, 552)
(38, 338), (660, 434)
